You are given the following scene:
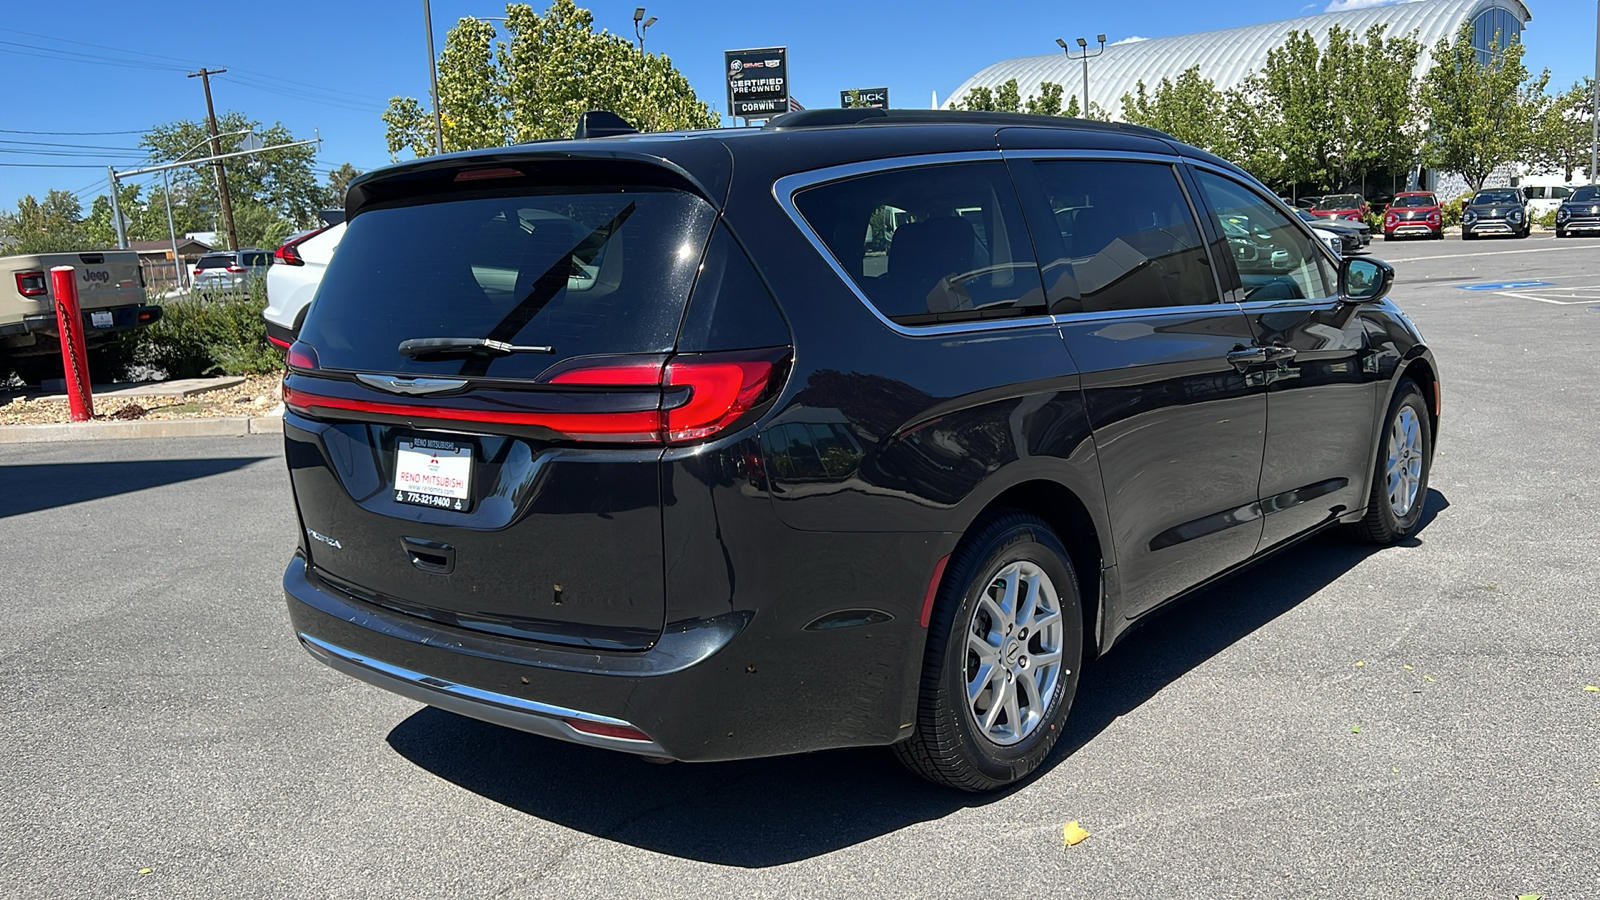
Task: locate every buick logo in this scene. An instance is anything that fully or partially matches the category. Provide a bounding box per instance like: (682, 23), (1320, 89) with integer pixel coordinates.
(729, 59), (743, 73)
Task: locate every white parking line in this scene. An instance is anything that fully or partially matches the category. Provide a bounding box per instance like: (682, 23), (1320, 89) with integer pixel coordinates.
(1382, 243), (1599, 263)
(1496, 291), (1598, 305)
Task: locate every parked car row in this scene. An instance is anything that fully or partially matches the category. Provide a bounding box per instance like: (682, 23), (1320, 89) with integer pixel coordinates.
(1555, 185), (1600, 238)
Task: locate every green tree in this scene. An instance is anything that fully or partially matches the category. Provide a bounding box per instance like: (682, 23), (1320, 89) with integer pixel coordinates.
(323, 163), (364, 208)
(383, 0), (718, 160)
(1421, 22), (1549, 191)
(139, 113), (323, 244)
(1121, 66), (1235, 156)
(1257, 25), (1424, 192)
(1531, 78), (1595, 181)
(0, 189), (97, 253)
(1025, 82), (1064, 117)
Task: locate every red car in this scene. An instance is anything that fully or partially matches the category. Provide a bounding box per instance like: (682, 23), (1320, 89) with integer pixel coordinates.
(1311, 193), (1368, 223)
(1384, 191), (1443, 240)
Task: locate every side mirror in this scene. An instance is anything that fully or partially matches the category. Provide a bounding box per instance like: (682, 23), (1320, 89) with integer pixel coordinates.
(1340, 256), (1394, 303)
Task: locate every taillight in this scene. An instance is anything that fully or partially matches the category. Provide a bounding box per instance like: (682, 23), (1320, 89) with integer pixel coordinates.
(664, 357), (777, 442)
(226, 264), (246, 273)
(286, 341), (319, 371)
(15, 271), (47, 297)
(275, 225), (330, 266)
(283, 346), (788, 444)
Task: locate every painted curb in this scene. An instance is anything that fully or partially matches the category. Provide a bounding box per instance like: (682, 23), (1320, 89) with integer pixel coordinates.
(0, 414), (282, 444)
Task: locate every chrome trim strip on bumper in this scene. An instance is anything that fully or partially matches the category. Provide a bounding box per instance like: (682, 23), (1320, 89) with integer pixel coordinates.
(296, 632), (668, 756)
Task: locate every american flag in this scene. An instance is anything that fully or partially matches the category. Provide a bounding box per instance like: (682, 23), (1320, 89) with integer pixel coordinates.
(787, 96), (805, 112)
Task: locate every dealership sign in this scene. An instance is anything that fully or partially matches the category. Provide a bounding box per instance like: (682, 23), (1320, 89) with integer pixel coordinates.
(726, 47), (788, 119)
(840, 88), (889, 109)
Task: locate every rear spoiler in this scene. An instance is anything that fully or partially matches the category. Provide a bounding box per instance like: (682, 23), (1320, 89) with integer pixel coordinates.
(345, 143), (732, 219)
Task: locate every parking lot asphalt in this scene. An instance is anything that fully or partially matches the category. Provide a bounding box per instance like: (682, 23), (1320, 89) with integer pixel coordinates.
(2, 234), (1597, 899)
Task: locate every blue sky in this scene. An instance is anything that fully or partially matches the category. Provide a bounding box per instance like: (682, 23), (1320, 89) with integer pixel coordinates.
(2, 0), (1593, 211)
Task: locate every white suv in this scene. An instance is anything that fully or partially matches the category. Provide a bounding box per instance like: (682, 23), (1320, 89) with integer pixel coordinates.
(264, 223), (344, 347)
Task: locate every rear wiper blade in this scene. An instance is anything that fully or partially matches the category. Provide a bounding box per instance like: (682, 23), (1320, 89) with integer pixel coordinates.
(397, 337), (554, 360)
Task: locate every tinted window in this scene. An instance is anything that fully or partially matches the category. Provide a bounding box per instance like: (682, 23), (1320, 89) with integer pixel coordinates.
(1392, 194), (1436, 208)
(1572, 186), (1600, 202)
(1473, 190), (1520, 204)
(676, 226), (790, 352)
(243, 252), (269, 267)
(1027, 160), (1218, 313)
(1317, 194), (1363, 209)
(1553, 186), (1571, 199)
(298, 187), (715, 379)
(196, 254), (232, 269)
(793, 162), (1044, 325)
(1195, 170), (1333, 303)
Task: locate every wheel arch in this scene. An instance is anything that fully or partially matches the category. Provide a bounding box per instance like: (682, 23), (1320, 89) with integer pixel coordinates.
(961, 478), (1108, 658)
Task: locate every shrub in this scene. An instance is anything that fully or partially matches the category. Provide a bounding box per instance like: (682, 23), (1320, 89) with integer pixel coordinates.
(135, 279), (283, 379)
(1535, 208), (1558, 228)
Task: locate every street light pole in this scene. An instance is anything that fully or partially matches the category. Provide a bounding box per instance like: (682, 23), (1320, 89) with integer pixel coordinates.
(1591, 0), (1598, 183)
(1058, 35), (1106, 117)
(633, 8), (657, 52)
(161, 169), (183, 289)
(425, 0), (445, 155)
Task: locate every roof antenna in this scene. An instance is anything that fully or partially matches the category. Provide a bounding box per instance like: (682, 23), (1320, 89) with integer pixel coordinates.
(574, 111), (639, 139)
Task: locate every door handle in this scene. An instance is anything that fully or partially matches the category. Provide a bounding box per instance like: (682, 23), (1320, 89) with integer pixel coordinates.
(1226, 347), (1268, 370)
(402, 536), (455, 574)
(1263, 345), (1298, 362)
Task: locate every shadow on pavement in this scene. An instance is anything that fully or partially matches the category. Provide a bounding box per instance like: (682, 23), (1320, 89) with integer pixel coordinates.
(0, 457), (271, 518)
(386, 489), (1448, 866)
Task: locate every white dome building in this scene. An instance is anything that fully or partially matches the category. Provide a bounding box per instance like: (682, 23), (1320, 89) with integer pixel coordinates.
(944, 0), (1533, 119)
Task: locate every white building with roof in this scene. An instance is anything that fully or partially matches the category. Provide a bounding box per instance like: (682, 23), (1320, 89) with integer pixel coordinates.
(944, 0), (1532, 122)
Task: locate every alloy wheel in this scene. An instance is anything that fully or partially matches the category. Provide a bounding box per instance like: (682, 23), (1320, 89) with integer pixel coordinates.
(1386, 406), (1424, 517)
(963, 560), (1067, 746)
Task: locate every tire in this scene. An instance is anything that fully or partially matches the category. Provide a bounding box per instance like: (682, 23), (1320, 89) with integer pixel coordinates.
(1349, 379), (1432, 544)
(894, 511), (1084, 791)
(1461, 230), (1476, 241)
(1556, 227), (1567, 239)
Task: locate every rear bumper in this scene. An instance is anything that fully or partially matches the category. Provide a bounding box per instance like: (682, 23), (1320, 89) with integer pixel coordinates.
(0, 304), (161, 351)
(285, 552), (916, 761)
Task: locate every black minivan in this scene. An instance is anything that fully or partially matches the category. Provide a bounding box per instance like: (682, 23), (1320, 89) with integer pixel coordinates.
(281, 109), (1438, 791)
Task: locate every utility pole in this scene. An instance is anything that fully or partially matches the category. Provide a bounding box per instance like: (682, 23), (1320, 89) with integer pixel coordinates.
(1591, 0), (1598, 183)
(188, 67), (239, 250)
(106, 166), (127, 249)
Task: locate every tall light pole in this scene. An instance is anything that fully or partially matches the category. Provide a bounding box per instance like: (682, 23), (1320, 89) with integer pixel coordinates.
(425, 0), (445, 155)
(1591, 0), (1598, 183)
(1058, 35), (1106, 117)
(633, 8), (657, 52)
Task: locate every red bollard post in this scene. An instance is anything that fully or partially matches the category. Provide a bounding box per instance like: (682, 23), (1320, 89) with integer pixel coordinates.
(49, 265), (95, 421)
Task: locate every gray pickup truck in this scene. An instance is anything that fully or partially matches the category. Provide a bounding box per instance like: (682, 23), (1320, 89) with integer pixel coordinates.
(2, 249), (163, 385)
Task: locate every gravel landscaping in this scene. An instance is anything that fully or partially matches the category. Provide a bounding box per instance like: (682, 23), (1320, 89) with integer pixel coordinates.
(0, 373), (283, 426)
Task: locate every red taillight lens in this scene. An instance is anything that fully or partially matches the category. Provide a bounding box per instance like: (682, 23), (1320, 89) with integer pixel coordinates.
(15, 271), (47, 297)
(286, 341), (319, 371)
(275, 244), (302, 266)
(549, 361), (664, 386)
(664, 357), (777, 442)
(225, 264), (246, 273)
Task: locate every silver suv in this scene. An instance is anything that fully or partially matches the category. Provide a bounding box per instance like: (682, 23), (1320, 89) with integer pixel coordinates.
(192, 249), (271, 296)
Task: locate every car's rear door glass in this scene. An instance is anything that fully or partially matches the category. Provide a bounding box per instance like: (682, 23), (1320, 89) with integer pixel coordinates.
(1021, 160), (1218, 313)
(296, 187), (716, 379)
(792, 161), (1045, 325)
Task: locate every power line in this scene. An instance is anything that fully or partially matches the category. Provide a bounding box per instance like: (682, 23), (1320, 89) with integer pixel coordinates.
(0, 138), (148, 151)
(0, 128), (147, 136)
(0, 42), (189, 73)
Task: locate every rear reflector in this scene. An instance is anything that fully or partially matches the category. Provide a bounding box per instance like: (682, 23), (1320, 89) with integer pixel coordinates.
(920, 554), (951, 628)
(267, 335), (292, 349)
(563, 719), (653, 742)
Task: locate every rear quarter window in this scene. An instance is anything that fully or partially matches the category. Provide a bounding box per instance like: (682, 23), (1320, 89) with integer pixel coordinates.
(791, 161), (1044, 326)
(297, 187), (716, 379)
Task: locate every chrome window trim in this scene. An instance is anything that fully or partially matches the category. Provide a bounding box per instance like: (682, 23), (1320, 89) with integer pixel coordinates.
(773, 152), (1060, 338)
(1051, 301), (1247, 326)
(998, 148), (1185, 166)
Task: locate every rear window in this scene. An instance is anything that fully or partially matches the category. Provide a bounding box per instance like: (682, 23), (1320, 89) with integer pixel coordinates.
(297, 187), (716, 379)
(196, 254), (233, 269)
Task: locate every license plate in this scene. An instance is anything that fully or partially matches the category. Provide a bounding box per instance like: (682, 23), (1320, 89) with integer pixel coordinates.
(91, 311), (113, 328)
(393, 439), (473, 511)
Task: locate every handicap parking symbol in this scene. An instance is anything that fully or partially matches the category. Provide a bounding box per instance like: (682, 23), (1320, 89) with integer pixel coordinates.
(1458, 280), (1553, 291)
